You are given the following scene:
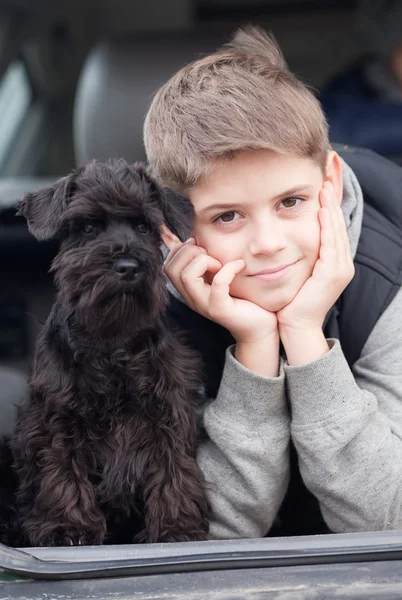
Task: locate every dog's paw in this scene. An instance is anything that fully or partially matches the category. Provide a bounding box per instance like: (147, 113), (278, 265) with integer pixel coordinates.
(60, 532), (89, 546)
(35, 526), (105, 547)
(62, 527), (106, 546)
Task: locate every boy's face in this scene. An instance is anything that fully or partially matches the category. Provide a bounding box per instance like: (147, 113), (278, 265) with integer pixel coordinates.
(190, 149), (331, 313)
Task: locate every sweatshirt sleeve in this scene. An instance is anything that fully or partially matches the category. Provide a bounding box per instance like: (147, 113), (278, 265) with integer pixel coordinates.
(286, 286), (402, 532)
(197, 345), (290, 539)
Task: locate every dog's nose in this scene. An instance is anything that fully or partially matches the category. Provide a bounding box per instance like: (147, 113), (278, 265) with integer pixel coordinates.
(114, 259), (141, 280)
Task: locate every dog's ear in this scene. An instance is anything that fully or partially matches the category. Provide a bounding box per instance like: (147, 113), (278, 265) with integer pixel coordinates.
(157, 187), (194, 242)
(16, 171), (80, 240)
(137, 165), (193, 242)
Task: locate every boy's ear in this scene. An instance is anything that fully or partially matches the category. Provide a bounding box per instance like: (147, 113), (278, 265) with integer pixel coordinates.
(325, 151), (343, 205)
(16, 171), (80, 240)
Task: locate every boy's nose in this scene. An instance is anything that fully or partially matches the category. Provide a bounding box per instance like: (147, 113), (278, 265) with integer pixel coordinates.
(249, 225), (287, 256)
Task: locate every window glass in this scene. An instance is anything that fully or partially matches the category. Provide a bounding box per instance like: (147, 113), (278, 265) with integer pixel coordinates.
(0, 61), (31, 169)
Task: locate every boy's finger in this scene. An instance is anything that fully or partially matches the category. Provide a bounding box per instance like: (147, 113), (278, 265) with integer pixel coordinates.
(325, 183), (348, 264)
(326, 184), (344, 260)
(335, 202), (351, 263)
(180, 253), (222, 287)
(164, 236), (196, 265)
(319, 181), (331, 208)
(332, 204), (348, 263)
(325, 191), (354, 281)
(209, 259), (245, 313)
(160, 224), (182, 250)
(164, 239), (203, 271)
(180, 254), (223, 311)
(318, 206), (335, 265)
(321, 184), (340, 253)
(164, 244), (206, 308)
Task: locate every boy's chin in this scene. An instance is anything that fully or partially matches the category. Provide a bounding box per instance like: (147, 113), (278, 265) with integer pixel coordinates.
(253, 298), (291, 313)
(235, 289), (298, 314)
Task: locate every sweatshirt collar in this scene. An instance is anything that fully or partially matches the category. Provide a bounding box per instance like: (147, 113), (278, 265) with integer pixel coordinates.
(340, 157), (364, 260)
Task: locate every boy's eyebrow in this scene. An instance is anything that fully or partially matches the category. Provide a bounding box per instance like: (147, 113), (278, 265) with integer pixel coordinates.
(197, 202), (243, 216)
(197, 184), (316, 216)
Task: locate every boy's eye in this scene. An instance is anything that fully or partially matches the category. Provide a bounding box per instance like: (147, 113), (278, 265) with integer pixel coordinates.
(279, 197), (303, 209)
(215, 211), (240, 224)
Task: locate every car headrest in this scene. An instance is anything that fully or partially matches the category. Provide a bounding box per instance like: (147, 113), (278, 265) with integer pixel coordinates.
(73, 35), (222, 165)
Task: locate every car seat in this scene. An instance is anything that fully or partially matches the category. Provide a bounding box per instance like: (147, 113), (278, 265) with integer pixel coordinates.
(73, 34), (221, 163)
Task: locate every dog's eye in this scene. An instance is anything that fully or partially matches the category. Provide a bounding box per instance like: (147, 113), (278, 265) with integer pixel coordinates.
(137, 223), (149, 235)
(83, 221), (102, 235)
(83, 223), (95, 234)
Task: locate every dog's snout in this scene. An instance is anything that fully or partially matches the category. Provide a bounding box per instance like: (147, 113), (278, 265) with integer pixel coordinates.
(114, 258), (141, 280)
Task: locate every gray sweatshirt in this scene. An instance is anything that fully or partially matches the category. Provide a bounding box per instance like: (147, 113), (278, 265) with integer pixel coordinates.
(191, 160), (402, 538)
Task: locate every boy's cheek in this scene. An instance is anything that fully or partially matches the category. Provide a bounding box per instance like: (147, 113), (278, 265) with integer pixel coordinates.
(195, 232), (241, 265)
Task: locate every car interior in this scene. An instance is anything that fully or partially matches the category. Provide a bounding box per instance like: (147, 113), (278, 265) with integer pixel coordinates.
(4, 4), (402, 598)
(6, 0), (402, 583)
(0, 0), (361, 435)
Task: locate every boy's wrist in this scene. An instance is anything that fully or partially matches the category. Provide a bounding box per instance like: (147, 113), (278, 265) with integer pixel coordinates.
(235, 332), (280, 377)
(279, 326), (329, 366)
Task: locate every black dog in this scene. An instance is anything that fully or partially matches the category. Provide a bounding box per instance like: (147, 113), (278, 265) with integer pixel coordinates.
(7, 159), (210, 547)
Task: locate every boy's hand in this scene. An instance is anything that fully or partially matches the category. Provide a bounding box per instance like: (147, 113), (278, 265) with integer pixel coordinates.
(277, 182), (355, 365)
(164, 238), (278, 344)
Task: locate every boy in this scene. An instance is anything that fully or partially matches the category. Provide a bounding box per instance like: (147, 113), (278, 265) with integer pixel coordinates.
(143, 27), (402, 538)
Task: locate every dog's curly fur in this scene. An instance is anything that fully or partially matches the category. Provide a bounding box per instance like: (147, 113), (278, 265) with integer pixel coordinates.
(1, 159), (210, 547)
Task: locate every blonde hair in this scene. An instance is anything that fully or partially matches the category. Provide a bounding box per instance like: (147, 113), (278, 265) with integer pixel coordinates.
(143, 26), (329, 192)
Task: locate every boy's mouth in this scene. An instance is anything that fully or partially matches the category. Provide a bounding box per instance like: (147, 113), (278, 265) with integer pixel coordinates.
(248, 259), (299, 281)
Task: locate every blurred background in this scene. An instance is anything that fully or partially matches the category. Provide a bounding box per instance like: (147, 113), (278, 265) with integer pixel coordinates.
(0, 0), (401, 420)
